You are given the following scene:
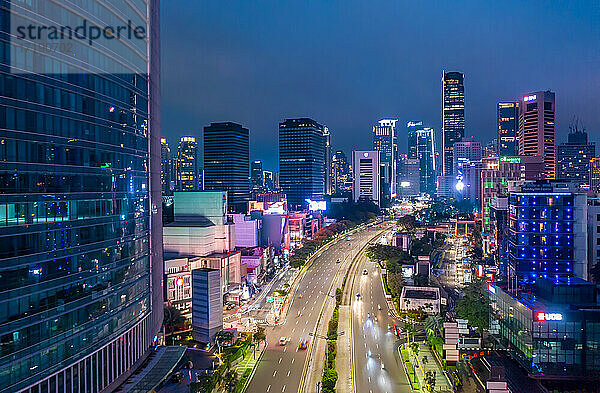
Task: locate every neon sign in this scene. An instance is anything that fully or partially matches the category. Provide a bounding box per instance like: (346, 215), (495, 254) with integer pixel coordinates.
(523, 94), (537, 102)
(407, 121), (423, 127)
(176, 277), (184, 287)
(536, 312), (562, 321)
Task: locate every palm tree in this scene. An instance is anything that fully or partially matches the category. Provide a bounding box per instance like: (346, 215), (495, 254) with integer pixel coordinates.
(424, 314), (444, 337)
(163, 306), (185, 344)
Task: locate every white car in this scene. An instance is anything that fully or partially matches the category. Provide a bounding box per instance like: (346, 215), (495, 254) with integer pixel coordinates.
(279, 337), (287, 346)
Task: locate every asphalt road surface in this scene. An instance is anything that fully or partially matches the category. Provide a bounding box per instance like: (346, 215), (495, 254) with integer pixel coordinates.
(351, 246), (411, 393)
(245, 225), (381, 393)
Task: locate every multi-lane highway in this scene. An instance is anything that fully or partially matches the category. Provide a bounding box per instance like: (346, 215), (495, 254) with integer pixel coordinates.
(246, 225), (382, 393)
(351, 240), (411, 393)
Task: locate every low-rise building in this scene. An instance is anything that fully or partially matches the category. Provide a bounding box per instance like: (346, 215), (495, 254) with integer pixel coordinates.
(489, 278), (600, 380)
(399, 286), (441, 314)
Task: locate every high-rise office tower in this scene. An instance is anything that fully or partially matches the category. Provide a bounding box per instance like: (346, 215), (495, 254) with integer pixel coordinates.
(177, 136), (201, 191)
(203, 122), (250, 213)
(324, 127), (333, 195)
(332, 150), (352, 194)
(373, 119), (398, 201)
(407, 121), (437, 196)
(453, 137), (483, 203)
(398, 154), (420, 198)
(442, 71), (465, 176)
(263, 171), (275, 191)
(497, 102), (519, 157)
(251, 160), (264, 191)
(507, 182), (587, 283)
(279, 118), (327, 209)
(518, 91), (556, 179)
(0, 1), (163, 392)
(161, 138), (172, 194)
(556, 125), (595, 185)
(352, 151), (381, 206)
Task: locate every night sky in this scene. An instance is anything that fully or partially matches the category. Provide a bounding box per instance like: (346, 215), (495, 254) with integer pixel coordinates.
(160, 1), (599, 171)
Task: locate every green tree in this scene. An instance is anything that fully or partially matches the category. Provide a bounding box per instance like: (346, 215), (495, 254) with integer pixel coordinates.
(253, 326), (266, 358)
(424, 370), (437, 393)
(410, 342), (419, 356)
(321, 368), (338, 391)
(456, 280), (490, 332)
(164, 306), (185, 344)
(424, 314), (444, 337)
(221, 363), (239, 393)
(387, 272), (405, 299)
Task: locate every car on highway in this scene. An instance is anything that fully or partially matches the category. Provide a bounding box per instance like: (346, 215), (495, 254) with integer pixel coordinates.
(278, 337), (287, 346)
(298, 340), (308, 350)
(336, 258), (341, 263)
(363, 269), (368, 275)
(356, 293), (361, 300)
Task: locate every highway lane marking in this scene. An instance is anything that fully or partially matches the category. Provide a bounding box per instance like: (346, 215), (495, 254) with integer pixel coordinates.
(279, 357), (282, 364)
(267, 385), (271, 392)
(287, 370), (291, 377)
(282, 385), (286, 392)
(291, 358), (294, 364)
(283, 346), (287, 352)
(273, 370), (277, 377)
(292, 328), (295, 333)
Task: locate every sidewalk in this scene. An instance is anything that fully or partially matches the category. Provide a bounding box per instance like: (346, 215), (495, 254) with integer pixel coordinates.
(406, 342), (452, 392)
(336, 305), (352, 393)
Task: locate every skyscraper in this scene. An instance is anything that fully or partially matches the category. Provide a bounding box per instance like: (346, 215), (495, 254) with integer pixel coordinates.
(279, 118), (327, 209)
(332, 150), (352, 194)
(263, 171), (275, 191)
(398, 154), (420, 198)
(518, 91), (556, 179)
(407, 121), (437, 195)
(373, 119), (398, 200)
(352, 151), (380, 206)
(453, 137), (483, 203)
(0, 1), (162, 392)
(442, 71), (465, 176)
(324, 127), (333, 195)
(497, 102), (519, 157)
(177, 136), (201, 191)
(251, 160), (264, 191)
(203, 122), (250, 213)
(161, 138), (173, 194)
(556, 125), (595, 185)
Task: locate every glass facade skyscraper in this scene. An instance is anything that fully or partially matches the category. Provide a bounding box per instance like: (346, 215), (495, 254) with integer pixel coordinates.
(176, 136), (201, 191)
(0, 1), (163, 392)
(203, 122), (250, 213)
(497, 101), (519, 157)
(279, 118), (326, 209)
(442, 71), (465, 176)
(407, 121), (436, 196)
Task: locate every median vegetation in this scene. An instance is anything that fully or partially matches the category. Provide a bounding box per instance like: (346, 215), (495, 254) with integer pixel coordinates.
(320, 287), (344, 393)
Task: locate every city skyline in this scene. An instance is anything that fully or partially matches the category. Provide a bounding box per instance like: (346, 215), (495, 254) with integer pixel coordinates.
(160, 1), (600, 170)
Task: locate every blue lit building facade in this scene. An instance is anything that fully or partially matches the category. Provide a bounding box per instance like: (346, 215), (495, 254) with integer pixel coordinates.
(507, 182), (587, 283)
(0, 1), (163, 392)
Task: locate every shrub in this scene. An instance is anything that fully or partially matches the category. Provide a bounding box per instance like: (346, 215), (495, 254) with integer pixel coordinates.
(321, 368), (338, 391)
